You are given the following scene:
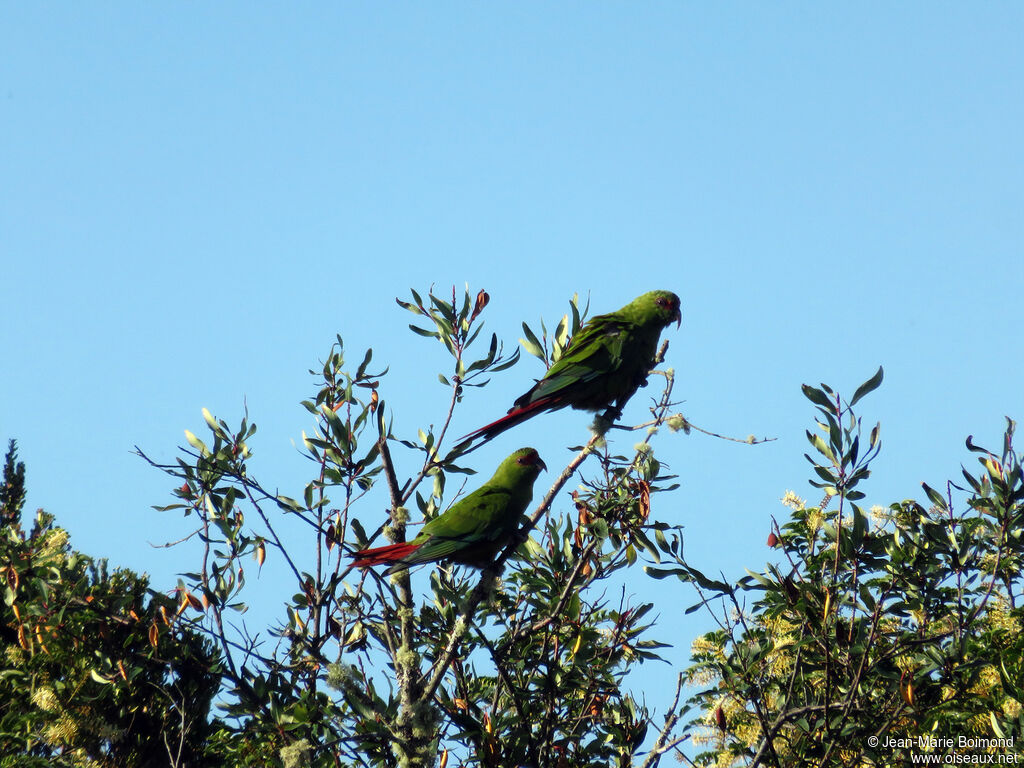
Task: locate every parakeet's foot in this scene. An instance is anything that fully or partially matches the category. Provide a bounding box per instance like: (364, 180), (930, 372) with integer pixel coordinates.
(591, 408), (620, 435)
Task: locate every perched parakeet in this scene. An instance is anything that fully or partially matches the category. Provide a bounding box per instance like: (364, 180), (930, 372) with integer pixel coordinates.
(462, 290), (681, 444)
(351, 447), (546, 573)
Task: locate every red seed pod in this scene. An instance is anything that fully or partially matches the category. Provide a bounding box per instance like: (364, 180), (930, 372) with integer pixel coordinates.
(471, 289), (490, 321)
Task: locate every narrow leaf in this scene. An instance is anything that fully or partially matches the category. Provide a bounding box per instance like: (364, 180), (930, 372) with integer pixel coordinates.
(850, 366), (884, 407)
(801, 384), (833, 409)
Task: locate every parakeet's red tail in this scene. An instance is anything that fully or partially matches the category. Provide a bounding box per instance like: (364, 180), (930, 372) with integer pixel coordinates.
(351, 541), (421, 568)
(459, 396), (559, 444)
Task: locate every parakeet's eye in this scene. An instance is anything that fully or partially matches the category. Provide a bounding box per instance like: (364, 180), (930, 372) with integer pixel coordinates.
(516, 450), (546, 471)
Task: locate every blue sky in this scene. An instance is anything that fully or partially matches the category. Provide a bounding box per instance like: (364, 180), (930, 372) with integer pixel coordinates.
(3, 1), (1023, 746)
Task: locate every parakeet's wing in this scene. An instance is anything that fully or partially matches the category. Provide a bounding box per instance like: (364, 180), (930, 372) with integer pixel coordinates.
(516, 313), (635, 408)
(407, 486), (516, 563)
(457, 315), (637, 443)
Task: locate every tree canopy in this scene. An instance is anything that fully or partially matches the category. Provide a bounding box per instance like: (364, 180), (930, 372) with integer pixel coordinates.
(3, 287), (1021, 767)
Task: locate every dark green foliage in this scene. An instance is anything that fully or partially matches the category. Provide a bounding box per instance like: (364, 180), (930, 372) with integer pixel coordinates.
(677, 371), (1024, 766)
(1, 439), (26, 527)
(0, 441), (222, 767)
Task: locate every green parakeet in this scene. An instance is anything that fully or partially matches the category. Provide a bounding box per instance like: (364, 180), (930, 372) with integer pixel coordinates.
(351, 447), (546, 573)
(462, 290), (681, 443)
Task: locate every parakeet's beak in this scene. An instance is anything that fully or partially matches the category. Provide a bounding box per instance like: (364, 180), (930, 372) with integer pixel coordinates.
(538, 458), (548, 472)
(667, 295), (682, 328)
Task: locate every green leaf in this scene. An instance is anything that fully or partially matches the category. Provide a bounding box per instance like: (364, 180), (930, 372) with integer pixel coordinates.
(89, 669), (114, 685)
(965, 434), (986, 454)
(522, 535), (545, 561)
(851, 504), (867, 546)
(555, 314), (569, 347)
(491, 348), (521, 372)
(277, 495), (303, 511)
(396, 295), (424, 315)
(356, 348), (373, 379)
(521, 322), (546, 358)
(826, 413), (842, 454)
(859, 583), (876, 611)
(202, 407), (219, 431)
(812, 464), (837, 484)
(921, 482), (948, 511)
(184, 430), (209, 456)
(408, 324), (439, 339)
(519, 337), (544, 363)
(961, 467), (982, 492)
(654, 526), (670, 553)
(807, 431), (835, 462)
(802, 384), (833, 409)
(991, 712), (1006, 739)
(431, 294), (454, 318)
(644, 566), (686, 580)
(351, 518), (368, 546)
(850, 366), (884, 407)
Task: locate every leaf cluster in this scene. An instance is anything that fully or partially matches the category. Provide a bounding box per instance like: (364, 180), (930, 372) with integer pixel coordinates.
(0, 447), (221, 767)
(676, 370), (1024, 767)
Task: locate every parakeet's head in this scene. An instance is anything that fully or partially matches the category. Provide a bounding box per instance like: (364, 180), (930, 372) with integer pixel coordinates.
(497, 447), (547, 484)
(632, 290), (682, 329)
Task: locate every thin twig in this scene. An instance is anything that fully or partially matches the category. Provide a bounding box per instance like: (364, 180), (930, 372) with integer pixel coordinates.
(638, 673), (688, 768)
